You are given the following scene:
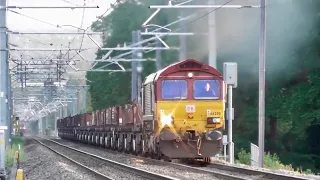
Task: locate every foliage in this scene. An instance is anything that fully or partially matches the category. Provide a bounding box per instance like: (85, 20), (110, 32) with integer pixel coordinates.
(6, 136), (25, 168)
(237, 149), (293, 170)
(236, 149), (316, 174)
(86, 0), (320, 173)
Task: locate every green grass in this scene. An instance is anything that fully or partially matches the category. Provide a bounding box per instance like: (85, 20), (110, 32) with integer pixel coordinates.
(236, 149), (315, 175)
(6, 136), (26, 168)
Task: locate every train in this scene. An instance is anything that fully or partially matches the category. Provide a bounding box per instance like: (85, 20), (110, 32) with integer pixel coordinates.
(57, 59), (226, 163)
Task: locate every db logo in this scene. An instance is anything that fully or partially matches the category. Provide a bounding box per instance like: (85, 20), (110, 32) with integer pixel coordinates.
(186, 105), (195, 113)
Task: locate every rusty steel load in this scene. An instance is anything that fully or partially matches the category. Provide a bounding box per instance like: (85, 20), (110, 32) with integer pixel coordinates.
(57, 59), (226, 163)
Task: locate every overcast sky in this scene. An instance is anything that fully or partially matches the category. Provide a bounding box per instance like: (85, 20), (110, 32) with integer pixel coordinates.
(7, 0), (115, 31)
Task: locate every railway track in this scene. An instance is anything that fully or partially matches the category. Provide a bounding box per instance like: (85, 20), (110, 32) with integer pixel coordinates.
(45, 137), (316, 180)
(36, 137), (248, 180)
(33, 137), (178, 180)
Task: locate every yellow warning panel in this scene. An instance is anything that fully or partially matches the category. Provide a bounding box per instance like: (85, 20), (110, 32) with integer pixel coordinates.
(15, 151), (19, 159)
(16, 169), (24, 180)
(0, 139), (4, 145)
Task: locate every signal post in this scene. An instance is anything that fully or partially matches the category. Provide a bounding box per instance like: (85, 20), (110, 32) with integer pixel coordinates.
(223, 62), (237, 164)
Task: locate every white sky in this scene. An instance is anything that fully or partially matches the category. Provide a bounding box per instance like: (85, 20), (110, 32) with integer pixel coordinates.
(7, 0), (115, 31)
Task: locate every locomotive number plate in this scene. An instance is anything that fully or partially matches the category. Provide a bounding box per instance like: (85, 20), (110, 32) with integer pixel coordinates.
(186, 105), (196, 113)
(207, 111), (221, 117)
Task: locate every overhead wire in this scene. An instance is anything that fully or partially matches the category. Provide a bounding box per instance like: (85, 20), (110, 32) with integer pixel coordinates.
(66, 0), (121, 61)
(8, 10), (59, 28)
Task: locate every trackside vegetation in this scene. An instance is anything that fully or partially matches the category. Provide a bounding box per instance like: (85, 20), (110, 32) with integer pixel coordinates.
(6, 136), (25, 168)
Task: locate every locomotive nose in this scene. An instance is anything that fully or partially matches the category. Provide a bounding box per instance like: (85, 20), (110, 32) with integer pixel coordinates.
(159, 129), (177, 141)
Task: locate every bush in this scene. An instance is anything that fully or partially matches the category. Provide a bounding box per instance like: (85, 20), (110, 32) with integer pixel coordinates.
(6, 136), (25, 168)
(237, 149), (251, 165)
(235, 149), (312, 173)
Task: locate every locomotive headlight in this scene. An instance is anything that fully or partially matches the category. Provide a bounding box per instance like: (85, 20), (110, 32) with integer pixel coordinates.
(207, 117), (221, 124)
(213, 118), (221, 123)
(187, 72), (193, 78)
(160, 115), (173, 125)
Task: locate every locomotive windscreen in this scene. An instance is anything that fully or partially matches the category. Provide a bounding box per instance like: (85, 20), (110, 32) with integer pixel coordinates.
(193, 80), (220, 99)
(161, 80), (187, 99)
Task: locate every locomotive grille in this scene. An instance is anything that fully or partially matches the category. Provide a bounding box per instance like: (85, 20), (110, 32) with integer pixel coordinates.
(144, 83), (152, 115)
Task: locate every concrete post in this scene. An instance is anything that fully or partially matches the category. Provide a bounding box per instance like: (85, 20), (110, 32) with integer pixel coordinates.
(208, 0), (217, 68)
(0, 0), (9, 150)
(179, 10), (187, 61)
(136, 30), (142, 104)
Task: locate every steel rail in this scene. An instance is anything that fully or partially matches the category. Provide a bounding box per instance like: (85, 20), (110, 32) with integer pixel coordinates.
(37, 137), (178, 180)
(33, 138), (113, 180)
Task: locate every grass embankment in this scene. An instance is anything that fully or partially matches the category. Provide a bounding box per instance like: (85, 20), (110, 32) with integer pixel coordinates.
(236, 149), (315, 175)
(6, 136), (25, 168)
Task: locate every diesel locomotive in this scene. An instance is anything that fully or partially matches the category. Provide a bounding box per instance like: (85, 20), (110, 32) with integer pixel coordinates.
(57, 59), (226, 162)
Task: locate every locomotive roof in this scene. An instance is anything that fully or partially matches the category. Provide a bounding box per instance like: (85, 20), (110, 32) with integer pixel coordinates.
(143, 59), (222, 85)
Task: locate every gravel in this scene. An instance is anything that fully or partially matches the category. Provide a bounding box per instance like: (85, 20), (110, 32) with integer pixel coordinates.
(39, 139), (151, 180)
(20, 138), (103, 180)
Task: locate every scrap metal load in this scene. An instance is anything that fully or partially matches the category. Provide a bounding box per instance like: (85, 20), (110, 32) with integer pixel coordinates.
(57, 59), (226, 163)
